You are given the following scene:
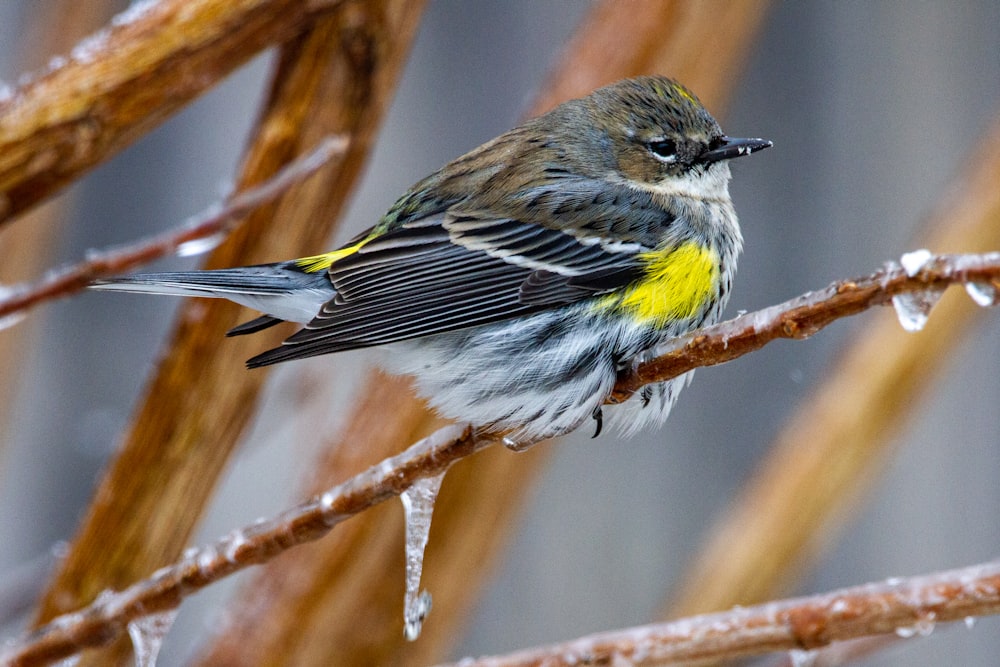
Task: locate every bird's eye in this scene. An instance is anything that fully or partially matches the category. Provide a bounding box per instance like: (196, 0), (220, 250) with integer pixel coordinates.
(646, 139), (677, 162)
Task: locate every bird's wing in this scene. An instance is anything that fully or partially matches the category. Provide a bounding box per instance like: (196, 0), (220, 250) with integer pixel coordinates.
(247, 181), (673, 366)
(247, 222), (644, 367)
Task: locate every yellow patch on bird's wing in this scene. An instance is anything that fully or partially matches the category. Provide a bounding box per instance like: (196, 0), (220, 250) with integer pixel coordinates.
(295, 240), (368, 273)
(597, 242), (719, 325)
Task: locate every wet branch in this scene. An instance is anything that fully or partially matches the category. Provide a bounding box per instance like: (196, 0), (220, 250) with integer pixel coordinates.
(437, 560), (1000, 666)
(0, 136), (347, 321)
(2, 251), (997, 665)
(612, 251), (1000, 401)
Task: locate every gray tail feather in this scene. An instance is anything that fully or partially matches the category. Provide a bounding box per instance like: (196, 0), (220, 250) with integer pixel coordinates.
(89, 268), (304, 296)
(91, 265), (334, 327)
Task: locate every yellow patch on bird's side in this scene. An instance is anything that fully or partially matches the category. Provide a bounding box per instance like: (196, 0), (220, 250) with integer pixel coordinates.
(599, 242), (719, 325)
(296, 240), (368, 273)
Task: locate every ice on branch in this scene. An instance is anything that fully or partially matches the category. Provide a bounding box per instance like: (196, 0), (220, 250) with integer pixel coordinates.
(175, 230), (226, 257)
(900, 249), (933, 277)
(891, 288), (944, 332)
(965, 281), (999, 307)
(400, 471), (447, 641)
(891, 249), (947, 332)
(127, 608), (179, 667)
(0, 285), (27, 331)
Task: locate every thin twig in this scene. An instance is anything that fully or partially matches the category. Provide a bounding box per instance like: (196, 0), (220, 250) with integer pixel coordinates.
(437, 560), (1000, 666)
(2, 252), (998, 665)
(0, 136), (347, 321)
(1, 423), (486, 666)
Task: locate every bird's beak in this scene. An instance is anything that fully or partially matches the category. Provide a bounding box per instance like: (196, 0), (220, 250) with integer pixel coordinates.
(700, 136), (772, 165)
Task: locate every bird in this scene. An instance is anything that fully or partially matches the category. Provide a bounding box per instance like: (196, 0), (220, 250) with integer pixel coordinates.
(91, 75), (770, 443)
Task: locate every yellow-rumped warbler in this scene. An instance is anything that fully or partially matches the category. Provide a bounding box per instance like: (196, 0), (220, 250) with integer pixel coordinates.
(93, 76), (769, 441)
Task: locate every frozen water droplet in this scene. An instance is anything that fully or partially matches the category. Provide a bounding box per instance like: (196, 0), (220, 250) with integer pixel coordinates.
(914, 612), (936, 636)
(788, 648), (817, 667)
(891, 288), (944, 332)
(965, 281), (999, 307)
(196, 546), (218, 575)
(71, 29), (110, 64)
(895, 624), (917, 638)
(400, 472), (446, 641)
(0, 310), (27, 332)
(965, 615), (977, 629)
(0, 81), (14, 103)
(0, 284), (27, 331)
(111, 0), (160, 27)
(900, 249), (933, 277)
(609, 651), (634, 667)
(223, 529), (249, 562)
(52, 656), (80, 666)
(320, 491), (336, 511)
(176, 232), (225, 257)
(502, 436), (523, 451)
(47, 55), (68, 72)
(127, 608), (178, 667)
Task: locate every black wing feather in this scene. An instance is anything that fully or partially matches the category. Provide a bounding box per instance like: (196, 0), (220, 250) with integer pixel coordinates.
(247, 214), (648, 368)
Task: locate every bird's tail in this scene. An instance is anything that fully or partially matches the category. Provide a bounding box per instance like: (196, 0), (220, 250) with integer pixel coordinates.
(90, 263), (334, 328)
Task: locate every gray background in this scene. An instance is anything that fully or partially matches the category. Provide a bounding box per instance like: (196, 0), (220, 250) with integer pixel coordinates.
(1, 1), (999, 665)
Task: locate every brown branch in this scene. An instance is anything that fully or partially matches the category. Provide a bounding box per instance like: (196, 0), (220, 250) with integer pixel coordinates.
(0, 0), (120, 463)
(435, 560), (1000, 667)
(0, 136), (346, 321)
(5, 252), (997, 665)
(0, 424), (488, 666)
(32, 7), (426, 665)
(0, 0), (342, 227)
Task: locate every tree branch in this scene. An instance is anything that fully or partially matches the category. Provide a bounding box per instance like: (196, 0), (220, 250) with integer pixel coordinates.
(0, 424), (485, 666)
(0, 136), (347, 322)
(436, 560), (1000, 666)
(4, 252), (997, 665)
(31, 3), (427, 656)
(612, 251), (1000, 401)
(0, 0), (342, 227)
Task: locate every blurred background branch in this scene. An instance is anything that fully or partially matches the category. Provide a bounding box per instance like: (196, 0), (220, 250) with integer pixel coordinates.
(0, 0), (341, 227)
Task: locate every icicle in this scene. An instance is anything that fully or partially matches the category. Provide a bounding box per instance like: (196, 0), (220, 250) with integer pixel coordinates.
(965, 281), (999, 307)
(891, 288), (944, 332)
(788, 648), (817, 667)
(175, 230), (225, 258)
(127, 608), (178, 667)
(891, 249), (946, 332)
(400, 472), (447, 641)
